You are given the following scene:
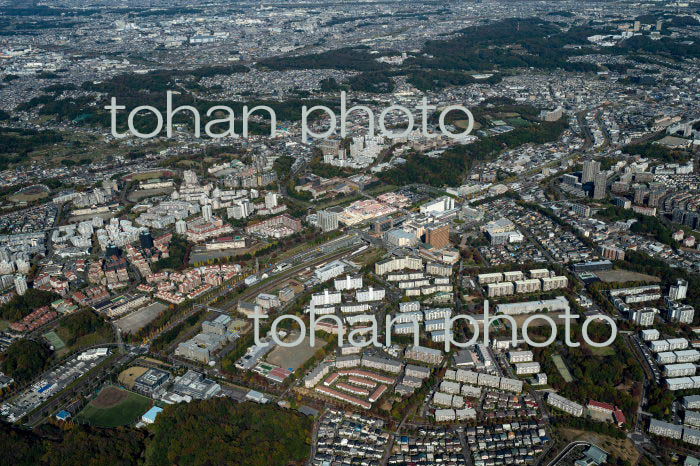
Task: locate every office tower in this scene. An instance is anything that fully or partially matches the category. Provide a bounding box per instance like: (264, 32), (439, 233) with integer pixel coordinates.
(425, 224), (450, 248)
(593, 172), (607, 199)
(582, 160), (600, 184)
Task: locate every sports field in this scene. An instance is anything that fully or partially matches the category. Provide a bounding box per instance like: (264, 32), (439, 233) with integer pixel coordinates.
(117, 366), (149, 389)
(552, 354), (574, 383)
(588, 345), (615, 357)
(267, 334), (326, 371)
(43, 330), (66, 350)
(115, 302), (167, 334)
(75, 386), (152, 427)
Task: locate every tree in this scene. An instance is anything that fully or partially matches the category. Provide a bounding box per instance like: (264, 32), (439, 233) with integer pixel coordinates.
(145, 399), (312, 466)
(1, 339), (52, 383)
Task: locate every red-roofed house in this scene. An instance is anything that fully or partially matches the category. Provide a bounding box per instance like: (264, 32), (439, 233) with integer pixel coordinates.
(613, 407), (626, 426)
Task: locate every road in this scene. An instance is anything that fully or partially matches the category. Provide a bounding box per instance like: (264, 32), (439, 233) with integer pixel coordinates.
(545, 441), (590, 466)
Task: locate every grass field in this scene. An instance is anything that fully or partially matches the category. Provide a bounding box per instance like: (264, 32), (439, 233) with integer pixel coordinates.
(8, 184), (50, 203)
(117, 366), (149, 389)
(75, 386), (152, 428)
(588, 345), (616, 357)
(552, 354), (574, 383)
(124, 169), (175, 181)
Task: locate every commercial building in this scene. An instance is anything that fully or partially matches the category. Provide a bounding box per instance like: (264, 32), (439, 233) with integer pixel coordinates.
(134, 368), (171, 395)
(171, 370), (221, 399)
(425, 224), (450, 249)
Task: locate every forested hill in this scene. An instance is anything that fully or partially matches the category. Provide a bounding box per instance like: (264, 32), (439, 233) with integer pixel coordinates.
(0, 399), (312, 466)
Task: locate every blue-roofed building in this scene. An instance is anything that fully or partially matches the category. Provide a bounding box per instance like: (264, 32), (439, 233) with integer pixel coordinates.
(55, 410), (71, 421)
(575, 445), (608, 466)
(141, 406), (163, 424)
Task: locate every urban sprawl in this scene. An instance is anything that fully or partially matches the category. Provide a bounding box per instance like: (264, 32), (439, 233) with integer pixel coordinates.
(0, 0), (699, 465)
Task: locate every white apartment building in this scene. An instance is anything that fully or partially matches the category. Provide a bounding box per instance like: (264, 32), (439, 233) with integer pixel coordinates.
(334, 275), (363, 291)
(547, 393), (584, 417)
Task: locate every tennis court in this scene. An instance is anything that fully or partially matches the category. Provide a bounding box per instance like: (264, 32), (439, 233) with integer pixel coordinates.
(44, 330), (66, 350)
